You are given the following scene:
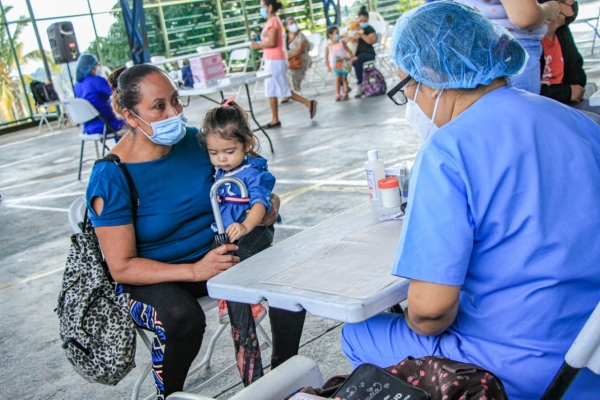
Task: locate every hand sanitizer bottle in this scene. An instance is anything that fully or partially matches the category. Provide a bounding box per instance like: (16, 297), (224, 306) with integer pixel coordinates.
(365, 150), (385, 207)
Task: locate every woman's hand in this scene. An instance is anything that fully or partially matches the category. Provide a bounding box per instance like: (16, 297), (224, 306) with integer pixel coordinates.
(191, 244), (239, 281)
(226, 222), (248, 242)
(251, 41), (261, 50)
(258, 193), (280, 226)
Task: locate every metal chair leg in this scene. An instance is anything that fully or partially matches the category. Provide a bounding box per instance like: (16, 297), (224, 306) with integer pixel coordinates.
(77, 141), (85, 180)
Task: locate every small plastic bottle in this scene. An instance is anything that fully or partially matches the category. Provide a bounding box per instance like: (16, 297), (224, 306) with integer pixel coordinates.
(398, 161), (410, 203)
(365, 150), (385, 206)
(378, 177), (401, 208)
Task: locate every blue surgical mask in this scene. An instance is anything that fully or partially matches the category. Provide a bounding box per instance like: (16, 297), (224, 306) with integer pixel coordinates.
(359, 22), (368, 29)
(260, 7), (268, 19)
(334, 34), (341, 42)
(132, 110), (187, 146)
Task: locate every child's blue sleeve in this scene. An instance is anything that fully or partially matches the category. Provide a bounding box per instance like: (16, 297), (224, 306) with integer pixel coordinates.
(246, 169), (276, 212)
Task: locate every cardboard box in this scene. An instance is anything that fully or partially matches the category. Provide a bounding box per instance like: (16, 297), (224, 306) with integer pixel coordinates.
(189, 53), (225, 83)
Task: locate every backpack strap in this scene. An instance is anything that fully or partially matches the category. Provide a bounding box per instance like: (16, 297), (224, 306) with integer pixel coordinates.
(94, 154), (139, 221)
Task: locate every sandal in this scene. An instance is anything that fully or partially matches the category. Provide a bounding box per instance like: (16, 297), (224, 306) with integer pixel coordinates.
(310, 100), (318, 119)
(262, 121), (281, 129)
(335, 94), (341, 101)
(341, 93), (349, 101)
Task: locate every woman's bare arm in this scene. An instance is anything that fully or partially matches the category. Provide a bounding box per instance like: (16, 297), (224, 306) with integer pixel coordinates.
(501, 0), (560, 30)
(92, 197), (238, 285)
(251, 27), (278, 49)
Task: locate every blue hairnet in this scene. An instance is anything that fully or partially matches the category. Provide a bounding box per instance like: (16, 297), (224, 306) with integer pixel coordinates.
(391, 2), (527, 89)
(76, 54), (98, 82)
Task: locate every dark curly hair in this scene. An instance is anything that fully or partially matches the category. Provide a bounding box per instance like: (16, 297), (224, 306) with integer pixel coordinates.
(199, 100), (260, 157)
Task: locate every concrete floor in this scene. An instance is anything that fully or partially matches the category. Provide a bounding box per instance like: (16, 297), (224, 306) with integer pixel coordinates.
(2, 4), (600, 397)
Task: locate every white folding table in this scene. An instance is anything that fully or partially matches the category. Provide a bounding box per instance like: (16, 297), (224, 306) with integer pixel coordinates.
(150, 42), (251, 67)
(179, 71), (274, 152)
(207, 203), (409, 324)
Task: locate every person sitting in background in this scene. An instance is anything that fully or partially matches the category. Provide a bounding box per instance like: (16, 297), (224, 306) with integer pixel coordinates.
(282, 17), (312, 103)
(74, 54), (124, 136)
(349, 6), (377, 98)
(540, 0), (600, 124)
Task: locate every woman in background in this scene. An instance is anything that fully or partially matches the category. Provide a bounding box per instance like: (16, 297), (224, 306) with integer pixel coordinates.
(74, 54), (123, 136)
(251, 0), (317, 128)
(282, 16), (312, 102)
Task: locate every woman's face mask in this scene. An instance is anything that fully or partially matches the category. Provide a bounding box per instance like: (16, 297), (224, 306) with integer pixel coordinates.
(333, 33), (341, 42)
(405, 83), (443, 141)
(131, 108), (187, 146)
(260, 7), (268, 19)
(359, 22), (369, 29)
(288, 23), (299, 33)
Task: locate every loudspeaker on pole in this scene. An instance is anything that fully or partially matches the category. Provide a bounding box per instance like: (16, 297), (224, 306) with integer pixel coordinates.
(47, 21), (80, 64)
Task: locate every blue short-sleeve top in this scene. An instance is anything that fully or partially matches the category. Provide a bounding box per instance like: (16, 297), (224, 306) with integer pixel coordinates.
(86, 127), (216, 264)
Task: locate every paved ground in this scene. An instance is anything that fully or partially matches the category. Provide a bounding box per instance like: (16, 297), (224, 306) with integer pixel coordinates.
(2, 3), (600, 398)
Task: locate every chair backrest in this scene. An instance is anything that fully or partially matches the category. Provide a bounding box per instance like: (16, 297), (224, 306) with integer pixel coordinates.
(584, 82), (598, 100)
(227, 48), (250, 74)
(565, 301), (600, 373)
(370, 20), (388, 35)
(196, 46), (211, 54)
(368, 11), (386, 23)
(68, 196), (87, 234)
(307, 33), (323, 58)
(61, 98), (100, 124)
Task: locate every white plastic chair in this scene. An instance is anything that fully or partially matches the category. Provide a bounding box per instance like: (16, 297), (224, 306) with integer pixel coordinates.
(541, 300), (600, 399)
(126, 60), (134, 68)
(584, 82), (598, 100)
(61, 98), (116, 180)
(151, 56), (168, 71)
(196, 46), (211, 54)
(225, 48), (251, 98)
(167, 355), (324, 400)
(306, 33), (332, 89)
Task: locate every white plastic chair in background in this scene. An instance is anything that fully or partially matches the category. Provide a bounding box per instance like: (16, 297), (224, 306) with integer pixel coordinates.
(61, 98), (117, 180)
(541, 300), (600, 399)
(584, 82), (598, 100)
(125, 60), (134, 68)
(167, 355), (324, 400)
(196, 46), (211, 54)
(151, 56), (168, 71)
(306, 33), (332, 89)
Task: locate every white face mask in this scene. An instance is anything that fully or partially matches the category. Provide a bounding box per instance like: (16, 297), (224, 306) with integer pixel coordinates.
(288, 23), (299, 33)
(405, 82), (443, 141)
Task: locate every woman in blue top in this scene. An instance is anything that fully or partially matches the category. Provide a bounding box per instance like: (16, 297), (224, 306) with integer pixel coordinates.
(341, 3), (600, 399)
(86, 65), (306, 400)
(73, 54), (124, 135)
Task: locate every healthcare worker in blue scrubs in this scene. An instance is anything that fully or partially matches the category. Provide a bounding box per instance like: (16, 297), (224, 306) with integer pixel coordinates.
(341, 3), (600, 399)
(74, 53), (124, 136)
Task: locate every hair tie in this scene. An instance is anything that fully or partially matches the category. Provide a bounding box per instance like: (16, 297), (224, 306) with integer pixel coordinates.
(221, 96), (235, 107)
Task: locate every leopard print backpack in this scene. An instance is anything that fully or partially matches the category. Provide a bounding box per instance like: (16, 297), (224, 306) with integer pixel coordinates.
(55, 155), (137, 385)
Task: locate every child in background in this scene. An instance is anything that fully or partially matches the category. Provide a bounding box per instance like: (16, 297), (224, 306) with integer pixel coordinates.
(344, 20), (361, 56)
(325, 25), (353, 101)
(198, 97), (276, 324)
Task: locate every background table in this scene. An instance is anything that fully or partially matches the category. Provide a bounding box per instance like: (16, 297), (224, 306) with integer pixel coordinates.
(207, 202), (409, 323)
(150, 42), (251, 67)
(179, 71), (274, 152)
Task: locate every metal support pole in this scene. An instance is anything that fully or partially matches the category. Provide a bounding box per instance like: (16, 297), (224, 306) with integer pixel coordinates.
(0, 0), (34, 119)
(215, 0), (228, 47)
(25, 0), (52, 82)
(86, 0), (104, 65)
(240, 0), (257, 70)
(157, 0), (171, 57)
(307, 0), (315, 30)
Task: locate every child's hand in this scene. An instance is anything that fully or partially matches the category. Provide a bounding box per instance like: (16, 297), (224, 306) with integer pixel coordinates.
(351, 56), (358, 62)
(328, 65), (332, 72)
(226, 223), (248, 242)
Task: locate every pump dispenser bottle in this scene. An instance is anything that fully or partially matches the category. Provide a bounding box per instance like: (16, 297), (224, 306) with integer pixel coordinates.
(365, 150), (386, 207)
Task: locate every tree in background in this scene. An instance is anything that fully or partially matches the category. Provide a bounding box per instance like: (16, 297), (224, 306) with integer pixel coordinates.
(0, 5), (57, 123)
